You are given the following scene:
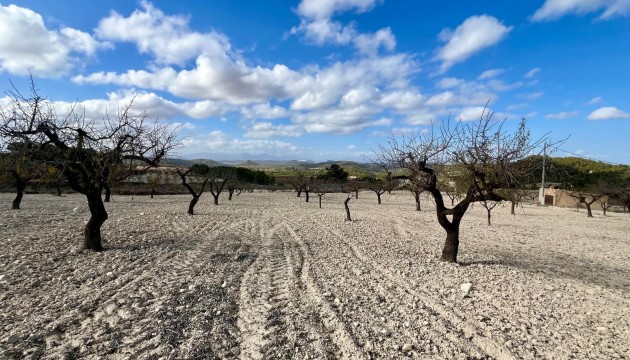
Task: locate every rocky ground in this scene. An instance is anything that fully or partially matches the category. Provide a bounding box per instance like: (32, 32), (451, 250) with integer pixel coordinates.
(0, 191), (628, 359)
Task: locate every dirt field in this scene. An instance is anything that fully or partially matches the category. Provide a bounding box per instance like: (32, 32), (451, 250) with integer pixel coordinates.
(0, 191), (629, 359)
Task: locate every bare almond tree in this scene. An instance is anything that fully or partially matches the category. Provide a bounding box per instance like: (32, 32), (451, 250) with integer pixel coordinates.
(312, 180), (330, 208)
(208, 167), (233, 205)
(374, 112), (547, 263)
(480, 200), (500, 226)
(177, 168), (208, 215)
(407, 182), (424, 211)
(569, 191), (605, 218)
(367, 179), (388, 204)
(0, 80), (178, 251)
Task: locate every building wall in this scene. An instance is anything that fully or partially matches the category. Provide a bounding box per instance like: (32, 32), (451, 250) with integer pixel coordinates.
(540, 188), (608, 209)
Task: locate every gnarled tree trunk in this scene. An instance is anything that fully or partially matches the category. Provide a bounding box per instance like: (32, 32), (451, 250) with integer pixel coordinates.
(188, 196), (200, 215)
(85, 190), (108, 251)
(344, 195), (352, 221)
(414, 190), (421, 211)
(12, 180), (27, 210)
(441, 226), (460, 263)
(103, 183), (112, 203)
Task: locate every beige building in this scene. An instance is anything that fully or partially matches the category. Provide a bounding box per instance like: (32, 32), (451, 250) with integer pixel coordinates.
(539, 186), (608, 210)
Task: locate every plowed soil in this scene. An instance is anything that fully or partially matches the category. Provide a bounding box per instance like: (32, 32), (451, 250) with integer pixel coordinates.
(1, 191), (628, 359)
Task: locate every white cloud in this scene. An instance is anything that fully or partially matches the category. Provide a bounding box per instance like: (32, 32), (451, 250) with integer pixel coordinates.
(45, 91), (230, 122)
(436, 77), (465, 89)
(524, 67), (541, 78)
(182, 130), (299, 154)
(291, 19), (356, 46)
(587, 96), (602, 105)
(436, 15), (512, 72)
(354, 27), (396, 56)
(296, 0), (382, 20)
(0, 4), (108, 77)
(587, 106), (630, 120)
(545, 111), (580, 119)
(378, 90), (423, 110)
(532, 0), (630, 21)
(458, 106), (494, 121)
(291, 0), (394, 55)
(292, 105), (388, 134)
(96, 0), (230, 66)
(243, 122), (303, 138)
(478, 68), (505, 80)
(241, 103), (290, 119)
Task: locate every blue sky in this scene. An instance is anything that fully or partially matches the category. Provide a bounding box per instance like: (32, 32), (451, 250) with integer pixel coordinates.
(1, 0), (629, 163)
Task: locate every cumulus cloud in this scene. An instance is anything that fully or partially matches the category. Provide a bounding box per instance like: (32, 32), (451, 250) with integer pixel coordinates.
(37, 91), (231, 122)
(532, 0), (630, 21)
(458, 106), (492, 121)
(240, 103), (290, 119)
(296, 0), (383, 20)
(545, 111), (580, 119)
(587, 106), (630, 120)
(436, 15), (512, 73)
(243, 122), (303, 138)
(0, 4), (109, 77)
(353, 27), (396, 56)
(96, 0), (230, 66)
(291, 0), (395, 55)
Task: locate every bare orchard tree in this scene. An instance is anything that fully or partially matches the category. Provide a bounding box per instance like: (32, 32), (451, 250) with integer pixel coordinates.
(147, 170), (163, 199)
(610, 186), (630, 213)
(227, 180), (243, 201)
(407, 182), (424, 211)
(208, 167), (233, 205)
(286, 174), (306, 197)
(177, 168), (208, 215)
(366, 179), (388, 204)
(0, 142), (43, 209)
(569, 191), (605, 218)
(347, 181), (362, 199)
(0, 81), (178, 251)
(496, 188), (530, 215)
(480, 200), (500, 226)
(375, 113), (546, 263)
(312, 179), (330, 208)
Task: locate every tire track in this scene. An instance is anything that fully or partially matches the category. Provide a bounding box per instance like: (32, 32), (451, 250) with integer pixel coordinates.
(238, 222), (356, 359)
(324, 224), (515, 360)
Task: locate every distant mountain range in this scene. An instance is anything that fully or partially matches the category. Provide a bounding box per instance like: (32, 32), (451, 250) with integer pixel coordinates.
(162, 157), (380, 173)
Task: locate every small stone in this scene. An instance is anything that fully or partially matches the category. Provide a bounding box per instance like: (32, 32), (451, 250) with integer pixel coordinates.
(460, 283), (473, 295)
(188, 284), (196, 291)
(403, 321), (410, 328)
(106, 272), (113, 277)
(402, 343), (413, 352)
(140, 212), (144, 216)
(596, 326), (608, 333)
(380, 329), (390, 336)
(0, 274), (5, 281)
(221, 281), (227, 288)
(7, 334), (20, 344)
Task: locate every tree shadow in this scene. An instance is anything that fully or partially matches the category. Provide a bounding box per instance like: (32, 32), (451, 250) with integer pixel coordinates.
(461, 251), (629, 291)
